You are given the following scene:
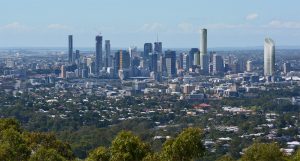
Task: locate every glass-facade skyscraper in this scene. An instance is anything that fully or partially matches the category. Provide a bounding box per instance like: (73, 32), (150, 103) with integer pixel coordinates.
(165, 50), (176, 77)
(68, 35), (73, 64)
(154, 42), (162, 54)
(105, 40), (111, 67)
(95, 35), (103, 75)
(144, 43), (153, 60)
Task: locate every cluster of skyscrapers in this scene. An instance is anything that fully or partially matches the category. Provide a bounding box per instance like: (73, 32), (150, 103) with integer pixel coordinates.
(62, 29), (277, 80)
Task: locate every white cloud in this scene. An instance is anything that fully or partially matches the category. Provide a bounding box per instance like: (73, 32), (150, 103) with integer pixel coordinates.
(47, 24), (69, 30)
(0, 22), (28, 31)
(265, 20), (300, 29)
(138, 23), (165, 32)
(177, 22), (195, 33)
(246, 13), (258, 20)
(205, 23), (249, 29)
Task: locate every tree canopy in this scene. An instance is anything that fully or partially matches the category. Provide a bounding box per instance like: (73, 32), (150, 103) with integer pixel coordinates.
(2, 118), (300, 161)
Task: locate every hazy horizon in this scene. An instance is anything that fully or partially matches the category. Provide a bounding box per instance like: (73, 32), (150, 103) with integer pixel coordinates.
(1, 0), (300, 48)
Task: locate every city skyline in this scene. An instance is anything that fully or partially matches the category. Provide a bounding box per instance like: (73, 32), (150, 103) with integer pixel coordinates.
(1, 1), (300, 160)
(0, 0), (300, 48)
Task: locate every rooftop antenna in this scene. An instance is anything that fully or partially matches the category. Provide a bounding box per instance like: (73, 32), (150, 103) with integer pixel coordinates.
(93, 27), (102, 36)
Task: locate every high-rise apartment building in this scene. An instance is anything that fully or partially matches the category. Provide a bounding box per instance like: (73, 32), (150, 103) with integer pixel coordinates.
(114, 50), (130, 70)
(264, 38), (275, 76)
(213, 54), (224, 75)
(189, 48), (199, 67)
(200, 29), (209, 74)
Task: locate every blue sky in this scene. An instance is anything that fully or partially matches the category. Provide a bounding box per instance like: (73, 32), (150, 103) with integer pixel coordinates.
(0, 0), (300, 48)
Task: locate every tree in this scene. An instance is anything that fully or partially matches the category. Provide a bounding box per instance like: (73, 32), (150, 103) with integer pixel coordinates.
(142, 153), (161, 161)
(161, 127), (205, 161)
(29, 147), (67, 161)
(290, 149), (300, 161)
(160, 139), (175, 161)
(86, 146), (110, 161)
(216, 155), (235, 161)
(110, 131), (150, 161)
(24, 132), (75, 160)
(0, 128), (31, 161)
(240, 142), (287, 161)
(0, 118), (76, 160)
(0, 118), (21, 132)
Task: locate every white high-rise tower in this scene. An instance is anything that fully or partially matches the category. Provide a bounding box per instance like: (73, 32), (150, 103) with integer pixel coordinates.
(200, 29), (209, 74)
(264, 38), (275, 76)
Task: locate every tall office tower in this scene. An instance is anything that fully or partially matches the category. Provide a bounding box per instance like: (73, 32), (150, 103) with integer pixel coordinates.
(144, 43), (153, 60)
(73, 50), (80, 65)
(154, 42), (162, 54)
(194, 52), (200, 65)
(60, 65), (66, 78)
(264, 38), (275, 76)
(131, 57), (140, 67)
(105, 40), (111, 67)
(5, 58), (15, 68)
(182, 53), (189, 71)
(213, 54), (224, 75)
(114, 50), (130, 70)
(159, 54), (166, 73)
(149, 53), (158, 73)
(178, 53), (184, 69)
(164, 50), (176, 77)
(201, 54), (209, 74)
(200, 29), (209, 74)
(229, 62), (240, 74)
(83, 57), (88, 69)
(283, 62), (291, 74)
(81, 69), (88, 78)
(95, 35), (103, 75)
(246, 60), (253, 72)
(189, 48), (199, 67)
(210, 51), (216, 63)
(239, 60), (246, 72)
(68, 35), (73, 64)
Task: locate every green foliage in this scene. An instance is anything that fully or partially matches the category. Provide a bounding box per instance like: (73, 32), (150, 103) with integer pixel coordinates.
(29, 147), (67, 161)
(110, 131), (151, 161)
(0, 128), (31, 161)
(161, 127), (205, 161)
(24, 132), (75, 160)
(240, 142), (287, 161)
(216, 155), (236, 161)
(289, 149), (300, 161)
(0, 118), (75, 161)
(86, 146), (110, 161)
(160, 138), (175, 161)
(0, 118), (21, 132)
(142, 153), (161, 161)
